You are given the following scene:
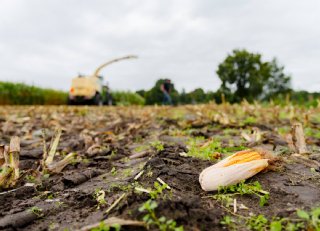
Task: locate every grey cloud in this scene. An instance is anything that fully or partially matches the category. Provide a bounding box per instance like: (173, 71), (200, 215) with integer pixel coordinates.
(0, 0), (319, 92)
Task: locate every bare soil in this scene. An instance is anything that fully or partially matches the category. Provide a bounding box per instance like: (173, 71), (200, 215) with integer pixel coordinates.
(0, 105), (319, 231)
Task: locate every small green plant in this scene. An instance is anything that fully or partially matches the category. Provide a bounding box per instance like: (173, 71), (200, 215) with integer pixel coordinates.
(47, 193), (54, 200)
(151, 141), (164, 152)
(43, 173), (50, 179)
(29, 206), (43, 217)
(243, 116), (257, 125)
(111, 167), (117, 176)
(25, 174), (37, 183)
(76, 108), (88, 116)
(90, 222), (121, 231)
(269, 220), (283, 231)
(149, 181), (168, 199)
(213, 193), (234, 207)
(277, 126), (290, 136)
(187, 137), (221, 160)
(146, 168), (153, 178)
(82, 158), (90, 164)
(109, 183), (132, 192)
(246, 214), (269, 230)
(55, 201), (66, 208)
(133, 135), (143, 143)
(139, 200), (183, 231)
(305, 127), (320, 139)
(213, 181), (269, 207)
(297, 207), (320, 230)
(135, 181), (169, 200)
(107, 151), (117, 160)
(134, 144), (150, 152)
(122, 168), (133, 177)
(220, 215), (237, 230)
(219, 207), (315, 231)
(246, 214), (307, 231)
(48, 222), (57, 230)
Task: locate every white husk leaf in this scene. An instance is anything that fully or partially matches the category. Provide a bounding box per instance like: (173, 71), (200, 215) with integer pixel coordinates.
(199, 159), (269, 191)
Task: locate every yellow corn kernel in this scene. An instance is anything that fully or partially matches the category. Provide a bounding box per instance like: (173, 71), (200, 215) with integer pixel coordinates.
(223, 150), (262, 167)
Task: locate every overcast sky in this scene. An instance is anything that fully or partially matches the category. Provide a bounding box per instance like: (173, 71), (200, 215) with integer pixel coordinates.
(0, 0), (319, 92)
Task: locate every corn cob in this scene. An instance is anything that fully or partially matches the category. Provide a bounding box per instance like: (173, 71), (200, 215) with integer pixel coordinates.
(199, 149), (269, 191)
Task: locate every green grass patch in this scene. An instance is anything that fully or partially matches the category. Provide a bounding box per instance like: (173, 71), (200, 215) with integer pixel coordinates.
(187, 137), (246, 160)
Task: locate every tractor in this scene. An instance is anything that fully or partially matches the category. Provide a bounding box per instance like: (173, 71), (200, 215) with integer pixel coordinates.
(68, 55), (137, 105)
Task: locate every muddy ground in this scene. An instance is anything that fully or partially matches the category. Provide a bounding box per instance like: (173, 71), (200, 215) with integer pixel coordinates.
(0, 105), (319, 231)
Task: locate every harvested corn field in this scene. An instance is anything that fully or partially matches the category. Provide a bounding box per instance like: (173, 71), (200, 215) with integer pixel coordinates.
(0, 104), (320, 231)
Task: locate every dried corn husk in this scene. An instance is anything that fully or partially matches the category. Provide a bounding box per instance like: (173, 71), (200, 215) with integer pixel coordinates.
(199, 150), (269, 191)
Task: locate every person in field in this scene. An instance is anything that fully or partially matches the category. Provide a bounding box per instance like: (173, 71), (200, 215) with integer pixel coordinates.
(160, 79), (173, 105)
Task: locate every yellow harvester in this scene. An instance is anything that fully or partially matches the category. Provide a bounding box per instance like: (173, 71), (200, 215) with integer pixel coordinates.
(68, 55), (137, 105)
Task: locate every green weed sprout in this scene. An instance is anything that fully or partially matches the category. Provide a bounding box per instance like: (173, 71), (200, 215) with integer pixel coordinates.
(139, 200), (183, 231)
(213, 181), (269, 207)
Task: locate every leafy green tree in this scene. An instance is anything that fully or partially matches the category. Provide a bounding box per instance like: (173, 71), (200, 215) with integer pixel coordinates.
(217, 49), (291, 102)
(189, 88), (207, 104)
(179, 89), (191, 104)
(205, 91), (217, 103)
(136, 89), (146, 98)
(263, 58), (291, 100)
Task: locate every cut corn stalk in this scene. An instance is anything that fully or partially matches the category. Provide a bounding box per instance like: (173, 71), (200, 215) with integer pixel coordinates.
(135, 187), (151, 194)
(291, 122), (309, 154)
(0, 166), (13, 188)
(41, 129), (48, 165)
(241, 128), (262, 143)
(105, 193), (126, 214)
(46, 152), (76, 173)
(9, 136), (20, 181)
(0, 136), (20, 188)
(41, 127), (76, 173)
(3, 146), (9, 164)
(45, 128), (62, 166)
(0, 145), (5, 166)
(199, 150), (269, 191)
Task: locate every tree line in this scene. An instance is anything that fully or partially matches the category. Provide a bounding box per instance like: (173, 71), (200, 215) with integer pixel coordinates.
(136, 49), (319, 106)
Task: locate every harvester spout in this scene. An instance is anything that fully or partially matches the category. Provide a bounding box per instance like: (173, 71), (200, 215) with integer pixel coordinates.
(93, 55), (138, 77)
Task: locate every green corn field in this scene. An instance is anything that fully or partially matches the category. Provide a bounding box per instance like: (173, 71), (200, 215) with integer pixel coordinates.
(0, 81), (68, 105)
